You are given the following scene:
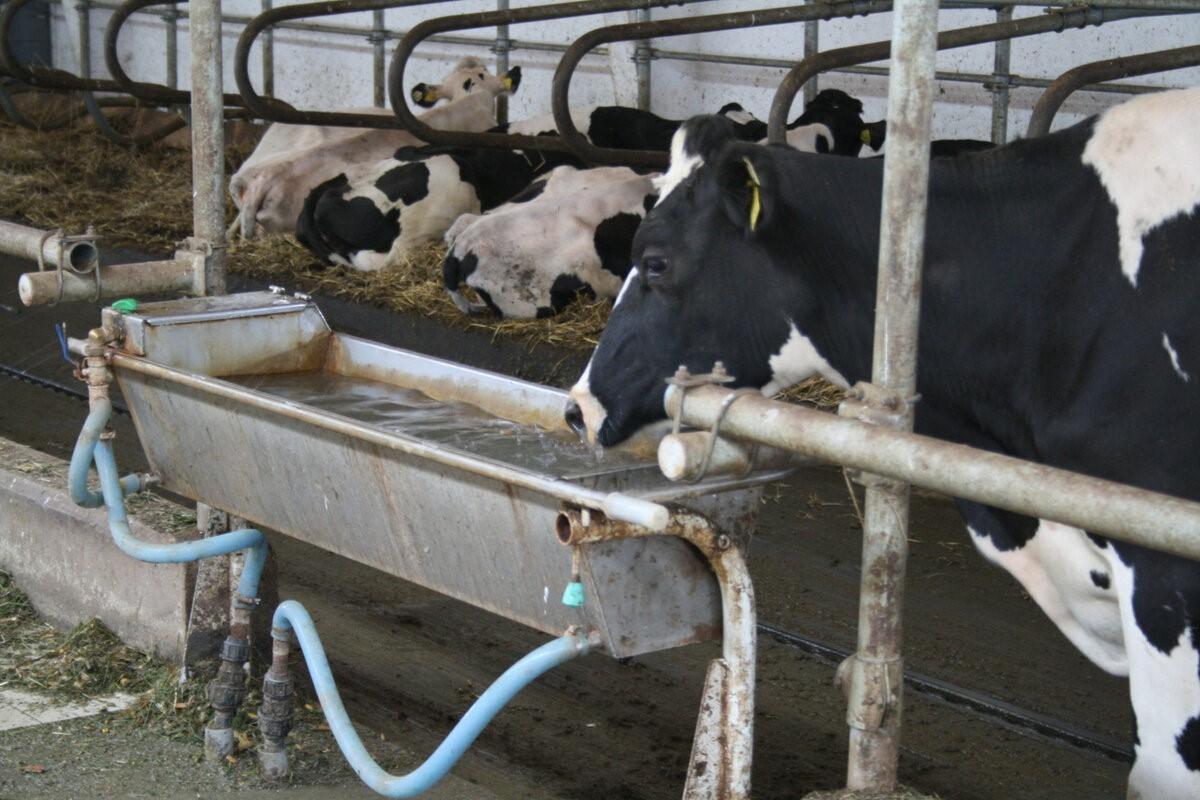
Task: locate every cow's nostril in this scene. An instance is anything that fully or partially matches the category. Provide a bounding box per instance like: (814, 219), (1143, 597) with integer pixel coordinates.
(565, 401), (586, 436)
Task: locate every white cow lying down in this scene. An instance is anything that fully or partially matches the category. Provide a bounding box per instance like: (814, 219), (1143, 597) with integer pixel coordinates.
(441, 165), (658, 319)
(229, 57), (516, 238)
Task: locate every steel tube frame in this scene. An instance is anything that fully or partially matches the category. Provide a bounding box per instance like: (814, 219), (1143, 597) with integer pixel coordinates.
(386, 0), (714, 151)
(989, 5), (1012, 144)
(494, 0), (511, 125)
(550, 1), (896, 169)
(0, 220), (99, 271)
(845, 0), (938, 788)
(1026, 42), (1200, 136)
(190, 0), (225, 296)
(0, 0), (123, 91)
(233, 0), (461, 128)
(767, 4), (1168, 143)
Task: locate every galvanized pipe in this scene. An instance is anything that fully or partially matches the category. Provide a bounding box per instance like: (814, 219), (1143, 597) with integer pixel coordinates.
(551, 0), (894, 168)
(989, 6), (1013, 144)
(1026, 43), (1200, 136)
(845, 0), (939, 789)
(0, 221), (99, 272)
(803, 1), (820, 104)
(387, 0), (713, 151)
(767, 5), (1167, 143)
(162, 4), (178, 90)
(17, 258), (193, 306)
(371, 8), (386, 107)
(634, 7), (651, 111)
(190, 0), (226, 296)
(261, 0), (274, 98)
(494, 0), (511, 125)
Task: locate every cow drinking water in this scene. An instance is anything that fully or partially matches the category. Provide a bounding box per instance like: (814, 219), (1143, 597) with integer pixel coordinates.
(566, 89), (1200, 800)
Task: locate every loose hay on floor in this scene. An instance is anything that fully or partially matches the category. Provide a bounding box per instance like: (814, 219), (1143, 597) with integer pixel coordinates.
(0, 115), (843, 404)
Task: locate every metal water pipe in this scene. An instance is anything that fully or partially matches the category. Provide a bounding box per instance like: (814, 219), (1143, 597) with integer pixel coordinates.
(189, 0), (225, 295)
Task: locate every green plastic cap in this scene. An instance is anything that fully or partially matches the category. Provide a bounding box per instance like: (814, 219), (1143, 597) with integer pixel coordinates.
(111, 298), (138, 313)
(561, 581), (585, 608)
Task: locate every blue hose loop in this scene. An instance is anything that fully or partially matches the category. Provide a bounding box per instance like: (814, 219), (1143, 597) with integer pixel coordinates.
(271, 600), (590, 798)
(68, 398), (141, 508)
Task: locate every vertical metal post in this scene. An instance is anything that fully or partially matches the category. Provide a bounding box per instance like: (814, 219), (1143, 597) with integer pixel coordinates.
(844, 0), (938, 791)
(634, 7), (652, 111)
(162, 6), (179, 91)
(371, 8), (386, 108)
(493, 0), (511, 125)
(75, 0), (90, 78)
(989, 6), (1013, 144)
(190, 0), (225, 296)
(262, 0), (274, 98)
(803, 3), (819, 105)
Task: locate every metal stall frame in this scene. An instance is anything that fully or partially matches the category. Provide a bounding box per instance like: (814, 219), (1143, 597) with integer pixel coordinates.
(766, 4), (1170, 143)
(385, 0), (716, 151)
(233, 0), (462, 127)
(550, 1), (897, 169)
(1026, 42), (1200, 136)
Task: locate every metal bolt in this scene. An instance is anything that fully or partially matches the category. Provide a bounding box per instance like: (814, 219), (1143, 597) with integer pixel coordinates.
(672, 365), (691, 382)
(712, 361), (728, 379)
(716, 534), (731, 550)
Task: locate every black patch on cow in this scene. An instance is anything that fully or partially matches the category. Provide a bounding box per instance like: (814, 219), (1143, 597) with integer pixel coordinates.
(442, 251), (478, 291)
(474, 287), (503, 316)
(507, 179), (547, 204)
(1133, 713), (1141, 748)
(1176, 716), (1200, 771)
(931, 139), (995, 158)
(815, 134), (830, 154)
(462, 78), (474, 93)
(593, 212), (643, 280)
(1087, 532), (1109, 549)
(295, 172), (401, 264)
(1090, 570), (1111, 590)
(787, 88), (870, 156)
(538, 274), (595, 317)
(374, 162), (431, 204)
(958, 501), (1038, 553)
(587, 106), (681, 152)
(392, 145), (433, 162)
(643, 194), (657, 214)
(1116, 541), (1197, 655)
(717, 102), (745, 115)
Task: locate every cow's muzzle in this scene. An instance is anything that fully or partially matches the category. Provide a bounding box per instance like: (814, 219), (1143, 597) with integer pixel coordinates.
(564, 400), (586, 438)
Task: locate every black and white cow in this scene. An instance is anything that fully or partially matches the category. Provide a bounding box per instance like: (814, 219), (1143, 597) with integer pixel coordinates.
(409, 56), (521, 107)
(782, 88), (887, 155)
(441, 165), (657, 317)
(295, 144), (582, 271)
(566, 89), (1200, 799)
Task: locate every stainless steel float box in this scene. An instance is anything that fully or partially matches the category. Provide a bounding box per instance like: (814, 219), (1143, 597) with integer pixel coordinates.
(105, 292), (781, 658)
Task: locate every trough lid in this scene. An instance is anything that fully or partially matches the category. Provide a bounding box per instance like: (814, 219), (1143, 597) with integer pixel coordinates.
(131, 291), (311, 326)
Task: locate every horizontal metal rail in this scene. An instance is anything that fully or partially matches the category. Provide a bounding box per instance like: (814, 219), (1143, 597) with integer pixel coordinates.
(551, 1), (896, 168)
(767, 4), (1173, 143)
(1026, 43), (1200, 135)
(386, 0), (715, 151)
(664, 385), (1200, 563)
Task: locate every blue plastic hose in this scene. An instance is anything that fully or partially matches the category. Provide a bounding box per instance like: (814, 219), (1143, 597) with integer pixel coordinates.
(272, 600), (590, 797)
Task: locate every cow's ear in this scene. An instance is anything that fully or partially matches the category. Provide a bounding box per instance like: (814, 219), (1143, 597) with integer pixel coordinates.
(717, 147), (777, 237)
(862, 120), (887, 152)
(411, 83), (439, 107)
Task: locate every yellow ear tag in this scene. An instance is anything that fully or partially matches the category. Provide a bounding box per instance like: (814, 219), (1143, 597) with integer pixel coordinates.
(743, 157), (762, 232)
(860, 128), (872, 145)
(502, 75), (514, 90)
(422, 87), (439, 103)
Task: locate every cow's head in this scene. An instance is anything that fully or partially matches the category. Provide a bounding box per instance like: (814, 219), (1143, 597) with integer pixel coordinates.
(788, 88), (886, 156)
(410, 56), (521, 108)
(566, 123), (851, 446)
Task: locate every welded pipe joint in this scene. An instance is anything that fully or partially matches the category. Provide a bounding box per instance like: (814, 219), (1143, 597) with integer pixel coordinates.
(839, 653), (903, 731)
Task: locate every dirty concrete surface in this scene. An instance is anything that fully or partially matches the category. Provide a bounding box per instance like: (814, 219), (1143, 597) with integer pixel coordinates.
(0, 253), (1131, 798)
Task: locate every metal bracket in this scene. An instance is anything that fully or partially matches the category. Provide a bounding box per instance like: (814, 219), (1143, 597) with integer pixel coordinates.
(835, 652), (903, 731)
(837, 381), (918, 490)
(666, 363), (760, 483)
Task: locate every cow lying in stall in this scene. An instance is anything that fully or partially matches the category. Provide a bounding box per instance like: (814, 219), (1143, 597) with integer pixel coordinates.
(228, 57), (520, 238)
(444, 90), (886, 319)
(565, 90), (1200, 800)
(294, 102), (771, 273)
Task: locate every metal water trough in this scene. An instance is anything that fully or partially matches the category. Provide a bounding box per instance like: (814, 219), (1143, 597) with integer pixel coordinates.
(105, 291), (781, 660)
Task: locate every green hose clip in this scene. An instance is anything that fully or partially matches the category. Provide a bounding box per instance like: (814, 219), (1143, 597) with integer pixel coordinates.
(111, 298), (138, 314)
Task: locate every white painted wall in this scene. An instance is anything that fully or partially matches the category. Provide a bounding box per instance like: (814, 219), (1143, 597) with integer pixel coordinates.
(50, 0), (1199, 142)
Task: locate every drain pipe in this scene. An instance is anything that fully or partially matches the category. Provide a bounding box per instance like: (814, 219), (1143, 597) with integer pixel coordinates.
(258, 600), (593, 788)
(69, 325), (269, 761)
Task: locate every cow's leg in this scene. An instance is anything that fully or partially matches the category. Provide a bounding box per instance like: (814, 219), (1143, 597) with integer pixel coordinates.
(958, 501), (1126, 674)
(1108, 544), (1200, 800)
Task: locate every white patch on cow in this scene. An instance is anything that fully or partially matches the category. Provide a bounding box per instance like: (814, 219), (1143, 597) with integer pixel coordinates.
(569, 360), (607, 446)
(761, 323), (849, 396)
(1162, 333), (1190, 383)
(968, 520), (1126, 675)
(1109, 557), (1200, 800)
(654, 128), (702, 205)
(613, 266), (638, 309)
(721, 108), (756, 126)
(1081, 88), (1200, 287)
(782, 122), (834, 154)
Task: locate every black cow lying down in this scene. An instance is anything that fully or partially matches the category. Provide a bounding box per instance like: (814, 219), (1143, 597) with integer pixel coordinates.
(567, 89), (1200, 800)
(295, 144), (583, 271)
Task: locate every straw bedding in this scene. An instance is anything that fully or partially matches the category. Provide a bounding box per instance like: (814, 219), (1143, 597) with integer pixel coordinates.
(0, 113), (842, 406)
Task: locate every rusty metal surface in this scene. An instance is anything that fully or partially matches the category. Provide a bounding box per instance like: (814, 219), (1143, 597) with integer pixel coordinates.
(190, 0), (226, 296)
(550, 0), (893, 168)
(1026, 43), (1200, 136)
(107, 294), (779, 658)
(766, 5), (1171, 144)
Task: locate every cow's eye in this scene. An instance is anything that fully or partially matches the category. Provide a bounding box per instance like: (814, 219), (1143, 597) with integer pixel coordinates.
(642, 255), (669, 278)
